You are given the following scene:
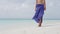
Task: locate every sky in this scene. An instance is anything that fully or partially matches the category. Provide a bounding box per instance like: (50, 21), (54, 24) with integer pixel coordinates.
(0, 0), (60, 19)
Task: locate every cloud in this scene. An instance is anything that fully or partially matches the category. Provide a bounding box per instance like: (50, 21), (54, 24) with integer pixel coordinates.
(0, 0), (34, 19)
(49, 2), (54, 7)
(0, 0), (60, 19)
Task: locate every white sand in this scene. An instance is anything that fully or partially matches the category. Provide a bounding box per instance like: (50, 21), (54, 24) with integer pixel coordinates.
(0, 20), (60, 34)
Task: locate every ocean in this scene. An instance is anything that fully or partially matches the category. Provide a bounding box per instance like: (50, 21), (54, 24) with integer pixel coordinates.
(0, 19), (60, 34)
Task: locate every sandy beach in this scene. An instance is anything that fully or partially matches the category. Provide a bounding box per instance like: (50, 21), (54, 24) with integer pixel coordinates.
(0, 20), (60, 34)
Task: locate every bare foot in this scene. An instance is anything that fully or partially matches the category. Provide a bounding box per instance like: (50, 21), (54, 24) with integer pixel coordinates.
(38, 23), (42, 27)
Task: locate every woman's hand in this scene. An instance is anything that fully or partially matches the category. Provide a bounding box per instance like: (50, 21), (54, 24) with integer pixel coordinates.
(44, 7), (46, 11)
(34, 7), (36, 11)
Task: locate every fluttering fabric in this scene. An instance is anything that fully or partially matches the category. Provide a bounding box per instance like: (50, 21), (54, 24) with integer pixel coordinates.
(33, 4), (44, 23)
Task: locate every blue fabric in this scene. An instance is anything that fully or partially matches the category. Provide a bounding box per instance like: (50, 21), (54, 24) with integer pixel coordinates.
(33, 4), (44, 23)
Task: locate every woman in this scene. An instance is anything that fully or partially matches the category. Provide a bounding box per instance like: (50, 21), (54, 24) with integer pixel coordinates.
(33, 0), (46, 27)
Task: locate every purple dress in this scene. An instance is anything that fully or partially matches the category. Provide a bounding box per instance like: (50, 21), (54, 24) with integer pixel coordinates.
(33, 4), (44, 23)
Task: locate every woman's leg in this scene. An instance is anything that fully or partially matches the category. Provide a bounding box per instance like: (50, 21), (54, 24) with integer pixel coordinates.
(38, 17), (43, 27)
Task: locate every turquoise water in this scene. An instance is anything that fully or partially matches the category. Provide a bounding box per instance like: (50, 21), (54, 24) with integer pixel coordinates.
(0, 19), (34, 25)
(0, 19), (60, 28)
(0, 19), (60, 24)
(0, 19), (36, 28)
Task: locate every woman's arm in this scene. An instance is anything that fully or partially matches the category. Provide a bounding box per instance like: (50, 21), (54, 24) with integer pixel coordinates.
(44, 0), (46, 11)
(34, 0), (37, 11)
(34, 3), (36, 11)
